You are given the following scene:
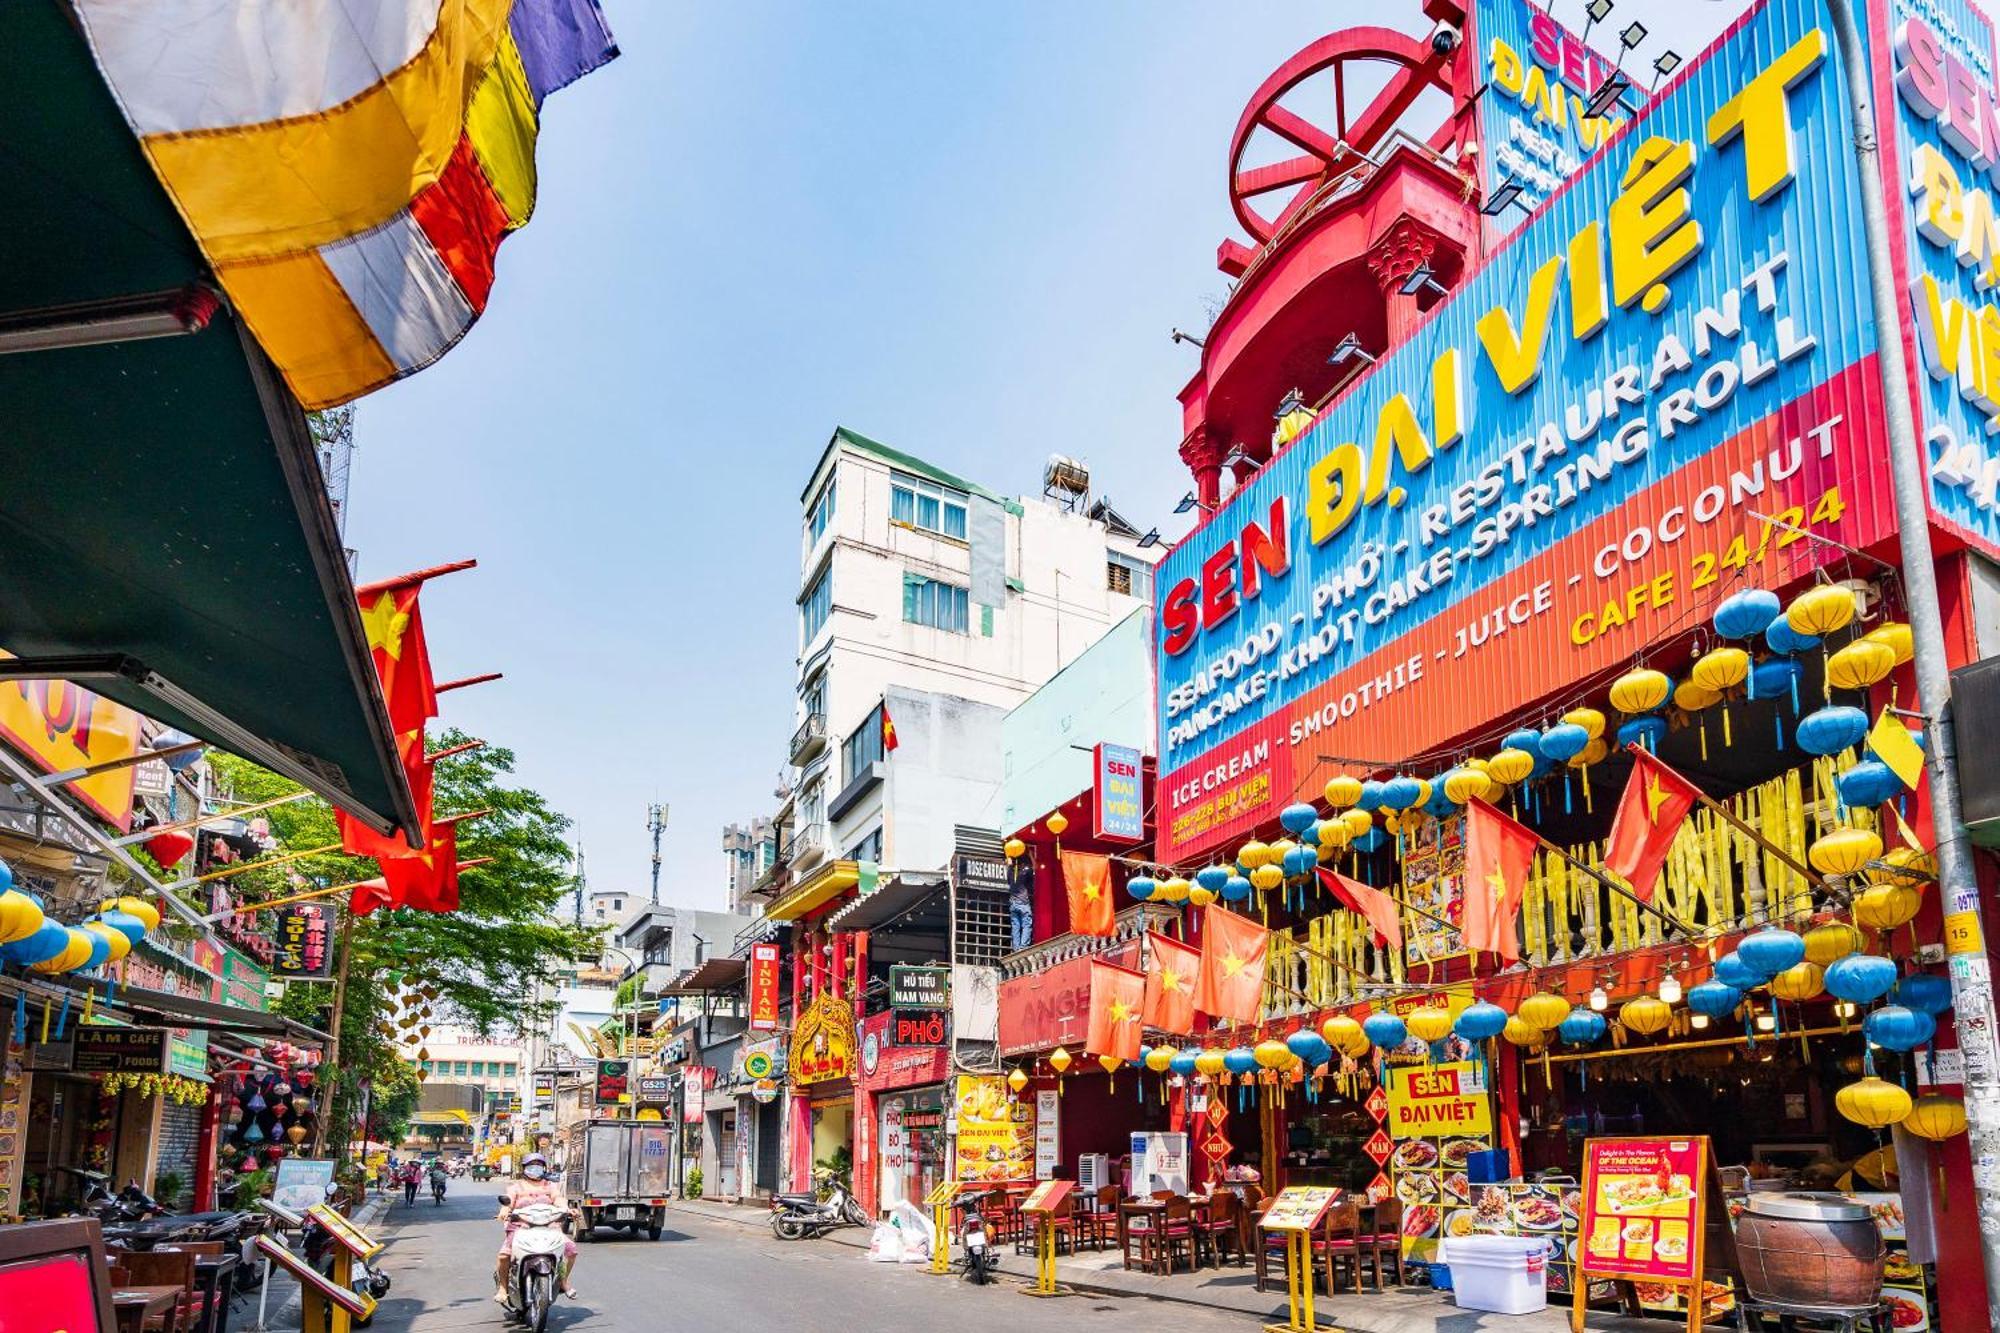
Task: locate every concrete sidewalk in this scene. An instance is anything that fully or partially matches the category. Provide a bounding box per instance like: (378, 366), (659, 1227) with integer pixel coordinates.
(665, 1197), (1662, 1333)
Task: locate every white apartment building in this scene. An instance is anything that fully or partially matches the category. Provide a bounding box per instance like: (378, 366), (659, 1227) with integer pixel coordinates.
(773, 428), (1158, 884)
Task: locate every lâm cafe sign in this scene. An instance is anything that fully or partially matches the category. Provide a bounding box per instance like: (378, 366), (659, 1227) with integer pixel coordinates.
(1153, 0), (1897, 862)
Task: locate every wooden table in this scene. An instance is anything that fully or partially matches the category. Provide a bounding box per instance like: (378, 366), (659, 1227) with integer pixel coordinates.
(193, 1254), (240, 1333)
(110, 1284), (182, 1333)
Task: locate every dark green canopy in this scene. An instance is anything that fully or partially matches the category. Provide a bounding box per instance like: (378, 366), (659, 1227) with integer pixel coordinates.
(0, 2), (420, 839)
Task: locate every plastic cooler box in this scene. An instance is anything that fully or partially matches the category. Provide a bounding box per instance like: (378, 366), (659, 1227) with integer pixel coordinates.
(1439, 1235), (1550, 1315)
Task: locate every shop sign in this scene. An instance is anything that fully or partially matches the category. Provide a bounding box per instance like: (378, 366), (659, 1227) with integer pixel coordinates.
(1152, 0), (1893, 862)
(1384, 1060), (1491, 1139)
(791, 992), (856, 1087)
(73, 1026), (170, 1075)
(858, 1013), (951, 1091)
(533, 1081), (554, 1100)
(997, 939), (1140, 1056)
(952, 1074), (1033, 1184)
(1575, 1135), (1712, 1285)
(892, 1009), (946, 1046)
(1091, 742), (1144, 842)
(1021, 1178), (1074, 1214)
(1363, 1128), (1394, 1165)
(748, 942), (781, 1030)
(220, 945), (270, 1013)
(167, 1032), (207, 1081)
(889, 965), (950, 1009)
(1034, 1089), (1059, 1179)
(953, 850), (1010, 895)
(269, 902), (335, 980)
(0, 667), (141, 829)
(751, 1079), (779, 1104)
(593, 1059), (630, 1106)
(740, 1045), (779, 1082)
(635, 1076), (673, 1104)
(1364, 1085), (1389, 1122)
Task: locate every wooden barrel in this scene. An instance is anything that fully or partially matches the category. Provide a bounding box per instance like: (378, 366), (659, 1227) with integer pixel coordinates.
(1734, 1192), (1883, 1312)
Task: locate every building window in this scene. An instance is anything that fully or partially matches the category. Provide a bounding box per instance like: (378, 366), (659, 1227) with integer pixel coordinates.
(890, 472), (968, 540)
(807, 478), (836, 545)
(454, 1061), (469, 1076)
(504, 1063), (517, 1078)
(1108, 550), (1152, 601)
(848, 826), (883, 863)
(471, 1061), (485, 1077)
(841, 708), (884, 784)
(903, 574), (969, 633)
(801, 565), (832, 644)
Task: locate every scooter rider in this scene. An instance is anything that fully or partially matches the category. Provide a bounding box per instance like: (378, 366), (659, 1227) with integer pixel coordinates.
(428, 1159), (448, 1203)
(494, 1154), (577, 1304)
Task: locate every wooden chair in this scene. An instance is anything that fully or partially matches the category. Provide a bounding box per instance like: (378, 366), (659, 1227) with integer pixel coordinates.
(1367, 1198), (1405, 1286)
(1196, 1190), (1241, 1266)
(161, 1242), (225, 1257)
(1117, 1200), (1154, 1271)
(1156, 1196), (1199, 1274)
(118, 1249), (196, 1333)
(1075, 1184), (1120, 1252)
(1319, 1198), (1367, 1295)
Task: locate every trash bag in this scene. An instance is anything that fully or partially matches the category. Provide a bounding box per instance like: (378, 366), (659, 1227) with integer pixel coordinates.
(888, 1200), (933, 1263)
(867, 1223), (904, 1262)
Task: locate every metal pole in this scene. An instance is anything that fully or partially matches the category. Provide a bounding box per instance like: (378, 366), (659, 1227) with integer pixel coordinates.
(312, 909), (357, 1157)
(1826, 0), (2000, 1315)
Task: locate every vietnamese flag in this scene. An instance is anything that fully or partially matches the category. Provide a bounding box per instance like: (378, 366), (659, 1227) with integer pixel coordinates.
(354, 823), (460, 916)
(1603, 746), (1703, 902)
(336, 729), (433, 858)
(1192, 904), (1268, 1025)
(1062, 850), (1115, 937)
(880, 700), (899, 752)
(1321, 869), (1403, 953)
(1462, 799), (1538, 962)
(1142, 930), (1200, 1034)
(355, 575), (439, 735)
(1085, 961), (1147, 1062)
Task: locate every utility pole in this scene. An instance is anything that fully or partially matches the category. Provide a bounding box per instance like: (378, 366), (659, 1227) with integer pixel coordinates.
(647, 804), (668, 904)
(1827, 0), (2000, 1316)
(572, 841), (586, 928)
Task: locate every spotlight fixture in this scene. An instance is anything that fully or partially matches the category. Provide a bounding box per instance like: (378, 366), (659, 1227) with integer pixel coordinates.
(1587, 0), (1614, 22)
(1173, 491), (1199, 515)
(1620, 21), (1648, 48)
(1480, 179), (1527, 216)
(1583, 71), (1633, 120)
(1834, 1000), (1858, 1019)
(1755, 1012), (1776, 1033)
(1398, 262), (1449, 298)
(1137, 528), (1161, 549)
(1170, 327), (1207, 349)
(1654, 50), (1683, 78)
(0, 286), (220, 355)
(1329, 332), (1376, 366)
(1690, 1012), (1710, 1030)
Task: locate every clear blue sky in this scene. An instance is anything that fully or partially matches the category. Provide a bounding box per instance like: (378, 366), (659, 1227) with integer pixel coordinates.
(344, 2), (1741, 912)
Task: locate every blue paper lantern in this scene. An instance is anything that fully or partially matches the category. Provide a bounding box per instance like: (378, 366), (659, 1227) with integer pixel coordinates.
(1380, 776), (1423, 811)
(1280, 802), (1319, 834)
(1222, 875), (1252, 902)
(1559, 1009), (1608, 1045)
(1837, 760), (1903, 809)
(1353, 828), (1387, 854)
(1362, 1013), (1407, 1050)
(1752, 659), (1801, 705)
(1528, 749), (1558, 780)
(1504, 728), (1543, 755)
(1299, 821), (1322, 847)
(1796, 706), (1869, 757)
(1356, 781), (1386, 812)
(1223, 1047), (1258, 1075)
(4, 920), (70, 967)
(1127, 875), (1157, 902)
(1286, 847), (1320, 878)
(1454, 1001), (1509, 1042)
(1864, 1005), (1935, 1051)
(0, 856), (11, 891)
(1738, 927), (1806, 979)
(1766, 618), (1821, 655)
(1711, 952), (1763, 990)
(1686, 981), (1744, 1017)
(80, 929), (110, 971)
(1538, 723), (1590, 763)
(1423, 782), (1460, 819)
(99, 910), (148, 946)
(1618, 717), (1668, 752)
(1714, 588), (1781, 639)
(1136, 1045), (1151, 1068)
(1286, 1030), (1332, 1070)
(1169, 1049), (1200, 1077)
(1825, 952), (1899, 1003)
(1893, 973), (1953, 1015)
(1196, 865), (1231, 892)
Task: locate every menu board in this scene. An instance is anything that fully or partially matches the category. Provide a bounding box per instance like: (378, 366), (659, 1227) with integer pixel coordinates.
(1390, 1126), (1492, 1264)
(1260, 1186), (1341, 1232)
(1454, 1180), (1614, 1303)
(1402, 812), (1466, 967)
(1847, 1193), (1928, 1332)
(1576, 1138), (1705, 1282)
(952, 1075), (1033, 1184)
(1020, 1179), (1074, 1215)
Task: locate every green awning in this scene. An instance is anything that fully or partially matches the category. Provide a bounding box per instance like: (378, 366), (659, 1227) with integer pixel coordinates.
(0, 3), (418, 838)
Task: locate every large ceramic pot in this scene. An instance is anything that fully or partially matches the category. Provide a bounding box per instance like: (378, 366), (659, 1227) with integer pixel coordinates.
(1734, 1192), (1883, 1313)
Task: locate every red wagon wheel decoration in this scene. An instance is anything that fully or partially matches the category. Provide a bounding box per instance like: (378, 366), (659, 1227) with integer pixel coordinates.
(1227, 27), (1458, 247)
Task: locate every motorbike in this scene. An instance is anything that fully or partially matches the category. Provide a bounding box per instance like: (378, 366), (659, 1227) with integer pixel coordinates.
(63, 1169), (259, 1261)
(431, 1174), (447, 1206)
(958, 1190), (997, 1285)
(500, 1201), (570, 1333)
(768, 1172), (868, 1240)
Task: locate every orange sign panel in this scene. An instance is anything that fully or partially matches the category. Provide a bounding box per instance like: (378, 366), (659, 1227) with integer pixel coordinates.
(0, 671), (141, 828)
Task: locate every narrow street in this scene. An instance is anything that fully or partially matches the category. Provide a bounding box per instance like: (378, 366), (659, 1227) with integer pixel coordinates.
(365, 1182), (1250, 1333)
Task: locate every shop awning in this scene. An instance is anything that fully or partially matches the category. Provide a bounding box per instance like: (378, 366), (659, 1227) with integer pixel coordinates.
(91, 980), (330, 1046)
(659, 957), (747, 995)
(0, 3), (418, 838)
(409, 1110), (476, 1127)
(825, 874), (946, 932)
(765, 860), (862, 922)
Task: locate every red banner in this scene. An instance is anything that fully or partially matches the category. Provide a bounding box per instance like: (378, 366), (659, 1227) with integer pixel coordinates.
(749, 942), (781, 1030)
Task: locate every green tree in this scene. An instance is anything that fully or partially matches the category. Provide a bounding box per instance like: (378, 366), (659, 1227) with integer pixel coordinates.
(205, 730), (599, 1153)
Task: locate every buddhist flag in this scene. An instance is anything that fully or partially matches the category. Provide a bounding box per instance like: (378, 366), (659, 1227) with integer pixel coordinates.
(1086, 961), (1147, 1062)
(1869, 707), (1926, 790)
(1461, 799), (1538, 962)
(1142, 930), (1200, 1034)
(1603, 747), (1703, 902)
(1193, 905), (1268, 1025)
(72, 0), (619, 409)
(1321, 869), (1403, 953)
(1062, 850), (1116, 937)
(881, 700), (899, 752)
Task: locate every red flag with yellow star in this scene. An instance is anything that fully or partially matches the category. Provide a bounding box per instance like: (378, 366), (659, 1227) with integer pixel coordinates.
(1192, 904), (1268, 1024)
(1462, 798), (1538, 962)
(355, 822), (460, 915)
(1320, 869), (1403, 953)
(1061, 850), (1115, 937)
(1085, 960), (1146, 1062)
(1603, 746), (1702, 902)
(355, 576), (439, 736)
(1142, 930), (1200, 1034)
(335, 729), (434, 858)
(880, 700), (899, 753)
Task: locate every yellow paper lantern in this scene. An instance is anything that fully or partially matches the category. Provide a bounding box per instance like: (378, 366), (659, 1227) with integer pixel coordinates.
(1008, 1067), (1030, 1093)
(1883, 847), (1937, 882)
(1501, 1016), (1546, 1048)
(1269, 839), (1299, 865)
(1691, 647), (1750, 693)
(1249, 864), (1284, 891)
(1619, 996), (1673, 1035)
(82, 920), (131, 964)
(1518, 992), (1572, 1031)
(1788, 584), (1857, 636)
(1827, 640), (1897, 691)
(1004, 838), (1026, 860)
(1406, 1006), (1453, 1043)
(1048, 1046), (1073, 1075)
(30, 927), (94, 974)
(1562, 707), (1607, 740)
(1158, 877), (1192, 903)
(1409, 778), (1433, 809)
(1486, 749), (1535, 785)
(113, 895), (161, 932)
(1571, 737), (1609, 768)
(1674, 680), (1721, 711)
(1863, 622), (1915, 666)
(1836, 1076), (1913, 1129)
(1144, 1046), (1175, 1073)
(1323, 776), (1363, 808)
(1098, 1053), (1123, 1077)
(1609, 668), (1671, 714)
(1810, 826), (1883, 877)
(1314, 820), (1351, 851)
(1194, 1049), (1227, 1077)
(1238, 841), (1271, 868)
(1480, 776), (1510, 802)
(1340, 810), (1373, 839)
(1804, 921), (1867, 966)
(1904, 1094), (1968, 1141)
(1045, 812), (1069, 838)
(1253, 1040), (1292, 1069)
(1769, 961), (1825, 1001)
(1322, 1015), (1370, 1058)
(0, 890), (42, 945)
(1188, 884), (1217, 907)
(1853, 882), (1923, 931)
(1443, 769), (1487, 804)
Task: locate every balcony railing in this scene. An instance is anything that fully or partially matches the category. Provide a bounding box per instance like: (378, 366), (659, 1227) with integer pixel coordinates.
(789, 712), (828, 764)
(783, 822), (826, 863)
(999, 902), (1180, 980)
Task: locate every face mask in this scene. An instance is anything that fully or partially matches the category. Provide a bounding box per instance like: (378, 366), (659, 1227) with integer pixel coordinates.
(524, 1166), (547, 1180)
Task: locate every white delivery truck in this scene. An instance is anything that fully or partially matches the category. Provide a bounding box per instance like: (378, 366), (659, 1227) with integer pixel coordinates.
(561, 1118), (674, 1241)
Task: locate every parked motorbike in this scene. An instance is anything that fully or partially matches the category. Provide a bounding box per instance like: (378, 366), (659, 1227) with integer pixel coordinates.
(501, 1201), (571, 1333)
(768, 1172), (868, 1240)
(958, 1190), (997, 1285)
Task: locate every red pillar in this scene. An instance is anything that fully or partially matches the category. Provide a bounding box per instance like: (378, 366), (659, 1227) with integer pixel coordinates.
(191, 1081), (222, 1210)
(850, 930), (874, 1217)
(1179, 427), (1229, 512)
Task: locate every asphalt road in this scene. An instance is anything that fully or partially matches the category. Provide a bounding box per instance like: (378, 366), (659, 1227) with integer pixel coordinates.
(363, 1180), (1250, 1333)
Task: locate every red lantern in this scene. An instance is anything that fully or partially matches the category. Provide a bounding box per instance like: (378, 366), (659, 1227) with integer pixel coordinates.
(143, 830), (195, 867)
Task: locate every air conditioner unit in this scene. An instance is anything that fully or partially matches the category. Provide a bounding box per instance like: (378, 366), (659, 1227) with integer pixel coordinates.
(1077, 1153), (1110, 1192)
